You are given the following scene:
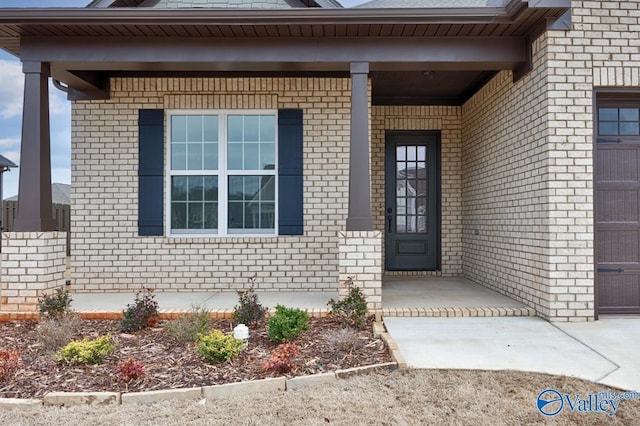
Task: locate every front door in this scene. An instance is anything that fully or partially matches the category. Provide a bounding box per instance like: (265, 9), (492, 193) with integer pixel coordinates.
(385, 131), (440, 271)
(596, 97), (640, 314)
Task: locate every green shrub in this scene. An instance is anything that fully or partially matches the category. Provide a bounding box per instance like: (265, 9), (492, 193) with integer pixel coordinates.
(327, 277), (369, 328)
(164, 305), (212, 343)
(232, 276), (268, 326)
(120, 288), (159, 332)
(38, 287), (73, 320)
(267, 305), (309, 343)
(195, 329), (245, 363)
(55, 335), (115, 364)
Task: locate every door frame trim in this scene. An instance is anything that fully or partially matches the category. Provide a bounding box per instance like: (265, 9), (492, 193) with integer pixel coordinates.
(384, 129), (442, 271)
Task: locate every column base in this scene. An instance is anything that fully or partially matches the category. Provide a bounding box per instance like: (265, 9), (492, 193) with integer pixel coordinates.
(338, 230), (382, 310)
(1, 232), (67, 312)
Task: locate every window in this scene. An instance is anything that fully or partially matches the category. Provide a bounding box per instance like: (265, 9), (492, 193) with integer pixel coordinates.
(167, 111), (277, 236)
(599, 106), (640, 136)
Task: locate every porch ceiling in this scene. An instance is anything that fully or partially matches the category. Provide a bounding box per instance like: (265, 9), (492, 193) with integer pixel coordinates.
(0, 2), (569, 104)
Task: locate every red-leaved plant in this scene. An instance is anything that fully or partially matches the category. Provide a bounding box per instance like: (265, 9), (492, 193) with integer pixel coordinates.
(0, 348), (21, 382)
(118, 357), (145, 381)
(262, 342), (300, 374)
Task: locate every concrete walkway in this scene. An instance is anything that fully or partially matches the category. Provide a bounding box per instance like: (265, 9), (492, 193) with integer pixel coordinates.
(384, 316), (640, 391)
(71, 290), (337, 312)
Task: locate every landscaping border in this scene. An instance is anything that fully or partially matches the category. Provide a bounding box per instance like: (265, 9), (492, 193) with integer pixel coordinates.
(0, 319), (399, 408)
(0, 363), (398, 408)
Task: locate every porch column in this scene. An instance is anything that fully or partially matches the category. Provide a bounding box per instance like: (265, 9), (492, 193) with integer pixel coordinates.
(14, 61), (55, 232)
(346, 62), (373, 231)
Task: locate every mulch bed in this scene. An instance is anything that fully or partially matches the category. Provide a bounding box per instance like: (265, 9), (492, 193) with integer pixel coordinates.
(0, 317), (390, 399)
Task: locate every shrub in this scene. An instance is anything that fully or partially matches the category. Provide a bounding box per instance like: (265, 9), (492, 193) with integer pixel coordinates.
(326, 328), (363, 353)
(196, 329), (245, 363)
(232, 276), (268, 326)
(0, 348), (21, 382)
(262, 342), (300, 374)
(164, 305), (212, 343)
(37, 312), (82, 352)
(328, 277), (369, 328)
(267, 305), (309, 343)
(55, 335), (115, 364)
(38, 287), (73, 320)
(118, 357), (145, 381)
(120, 288), (159, 332)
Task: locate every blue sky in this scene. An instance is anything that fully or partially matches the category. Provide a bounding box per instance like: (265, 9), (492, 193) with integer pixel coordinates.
(0, 0), (366, 198)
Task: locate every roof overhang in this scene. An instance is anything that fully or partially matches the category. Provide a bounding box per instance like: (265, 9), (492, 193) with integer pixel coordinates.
(0, 1), (570, 104)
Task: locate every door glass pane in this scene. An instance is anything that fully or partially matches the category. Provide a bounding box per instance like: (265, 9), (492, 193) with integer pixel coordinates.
(396, 145), (428, 234)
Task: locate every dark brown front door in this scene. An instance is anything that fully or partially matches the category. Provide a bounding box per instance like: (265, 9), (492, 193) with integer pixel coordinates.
(596, 98), (640, 314)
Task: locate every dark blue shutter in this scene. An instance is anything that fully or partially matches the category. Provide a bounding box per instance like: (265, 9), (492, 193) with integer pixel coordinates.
(138, 109), (164, 236)
(278, 109), (303, 235)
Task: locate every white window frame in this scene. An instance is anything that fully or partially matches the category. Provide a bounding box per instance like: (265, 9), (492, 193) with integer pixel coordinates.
(165, 109), (278, 237)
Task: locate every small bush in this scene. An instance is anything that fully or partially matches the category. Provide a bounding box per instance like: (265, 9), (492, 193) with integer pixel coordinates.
(37, 312), (82, 352)
(120, 288), (159, 332)
(164, 305), (212, 343)
(55, 335), (115, 364)
(118, 357), (145, 381)
(38, 287), (73, 320)
(267, 305), (309, 343)
(196, 329), (245, 363)
(0, 348), (21, 382)
(326, 328), (363, 353)
(328, 277), (369, 328)
(233, 276), (268, 326)
(262, 342), (300, 374)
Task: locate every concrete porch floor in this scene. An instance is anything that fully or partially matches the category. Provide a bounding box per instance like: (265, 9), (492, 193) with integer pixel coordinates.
(382, 276), (533, 316)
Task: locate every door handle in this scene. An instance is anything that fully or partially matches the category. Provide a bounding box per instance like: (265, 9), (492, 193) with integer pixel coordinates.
(387, 215), (393, 233)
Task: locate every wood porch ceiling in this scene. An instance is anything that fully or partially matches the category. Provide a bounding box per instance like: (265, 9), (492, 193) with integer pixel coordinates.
(0, 3), (569, 104)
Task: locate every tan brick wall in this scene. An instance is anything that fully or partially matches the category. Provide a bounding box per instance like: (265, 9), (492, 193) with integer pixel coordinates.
(71, 77), (354, 292)
(462, 0), (615, 321)
(0, 232), (67, 312)
(371, 106), (463, 276)
(462, 36), (555, 319)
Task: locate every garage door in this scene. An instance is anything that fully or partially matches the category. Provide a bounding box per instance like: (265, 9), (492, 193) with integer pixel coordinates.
(596, 98), (640, 314)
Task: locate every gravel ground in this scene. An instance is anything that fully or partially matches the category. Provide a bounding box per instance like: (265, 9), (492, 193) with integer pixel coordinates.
(2, 369), (639, 425)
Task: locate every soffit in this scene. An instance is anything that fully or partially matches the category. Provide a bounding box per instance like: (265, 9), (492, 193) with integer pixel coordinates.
(0, 6), (566, 57)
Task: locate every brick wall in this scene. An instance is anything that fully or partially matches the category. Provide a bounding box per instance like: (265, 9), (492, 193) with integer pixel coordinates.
(371, 106), (463, 276)
(0, 232), (67, 312)
(71, 77), (354, 292)
(461, 0), (615, 321)
(461, 35), (556, 318)
(338, 231), (382, 310)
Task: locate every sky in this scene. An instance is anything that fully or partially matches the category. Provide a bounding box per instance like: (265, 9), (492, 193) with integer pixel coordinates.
(0, 0), (367, 199)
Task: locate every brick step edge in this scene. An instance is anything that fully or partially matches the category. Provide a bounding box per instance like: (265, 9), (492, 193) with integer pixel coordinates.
(0, 309), (332, 322)
(378, 306), (536, 318)
(0, 363), (398, 408)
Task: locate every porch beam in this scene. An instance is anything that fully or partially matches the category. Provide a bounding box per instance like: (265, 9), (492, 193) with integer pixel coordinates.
(20, 36), (527, 71)
(346, 62), (373, 232)
(13, 61), (56, 232)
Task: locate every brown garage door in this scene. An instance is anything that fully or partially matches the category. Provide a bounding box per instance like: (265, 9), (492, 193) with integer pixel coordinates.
(596, 98), (640, 314)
